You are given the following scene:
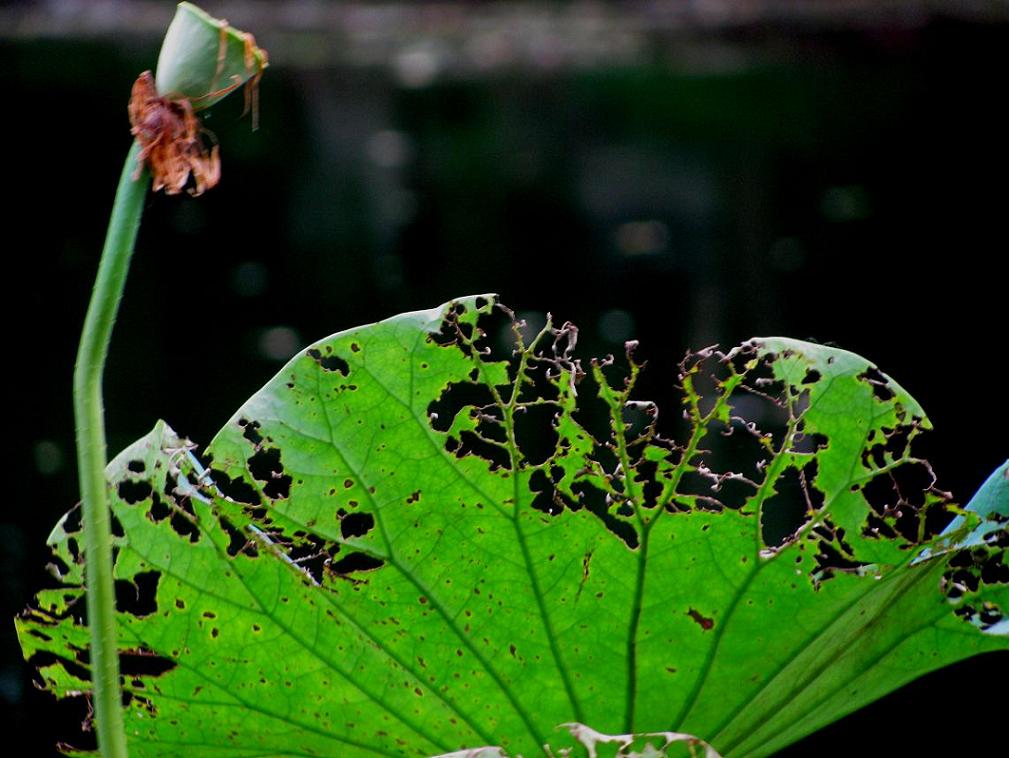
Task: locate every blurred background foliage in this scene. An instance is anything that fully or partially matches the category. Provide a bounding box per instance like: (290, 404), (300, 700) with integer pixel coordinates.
(2, 1), (1006, 754)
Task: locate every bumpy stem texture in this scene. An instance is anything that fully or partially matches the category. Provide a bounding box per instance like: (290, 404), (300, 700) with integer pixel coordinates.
(73, 140), (147, 758)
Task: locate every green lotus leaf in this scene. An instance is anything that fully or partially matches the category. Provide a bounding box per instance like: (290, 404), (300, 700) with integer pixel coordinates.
(17, 296), (1007, 756)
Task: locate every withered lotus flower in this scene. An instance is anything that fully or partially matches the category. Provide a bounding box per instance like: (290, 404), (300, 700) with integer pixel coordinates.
(128, 71), (220, 196)
(126, 3), (266, 197)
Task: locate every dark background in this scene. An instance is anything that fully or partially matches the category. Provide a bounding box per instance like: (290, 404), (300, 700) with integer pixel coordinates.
(2, 1), (1006, 754)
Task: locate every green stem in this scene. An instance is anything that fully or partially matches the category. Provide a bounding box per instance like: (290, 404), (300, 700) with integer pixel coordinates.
(73, 139), (148, 758)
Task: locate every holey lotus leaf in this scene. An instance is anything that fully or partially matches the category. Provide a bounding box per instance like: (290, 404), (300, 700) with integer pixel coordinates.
(17, 296), (1008, 756)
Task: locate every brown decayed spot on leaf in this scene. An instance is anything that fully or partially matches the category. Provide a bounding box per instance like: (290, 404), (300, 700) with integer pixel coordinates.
(128, 71), (220, 196)
(687, 608), (715, 630)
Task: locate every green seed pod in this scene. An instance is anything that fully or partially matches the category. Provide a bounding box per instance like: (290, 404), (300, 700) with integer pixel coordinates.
(155, 2), (267, 109)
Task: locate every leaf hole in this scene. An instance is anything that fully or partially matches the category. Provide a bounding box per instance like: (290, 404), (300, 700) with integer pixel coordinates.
(761, 461), (823, 548)
(571, 480), (639, 549)
(118, 478), (152, 505)
(247, 447), (293, 500)
(119, 647), (176, 677)
(307, 347), (349, 375)
(212, 468), (262, 506)
(340, 512), (375, 539)
(238, 418), (264, 446)
(330, 552), (384, 575)
(115, 571), (160, 617)
(857, 366), (896, 402)
(513, 402), (559, 466)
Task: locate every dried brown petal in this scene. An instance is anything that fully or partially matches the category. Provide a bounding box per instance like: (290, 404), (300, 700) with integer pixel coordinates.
(128, 71), (221, 196)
